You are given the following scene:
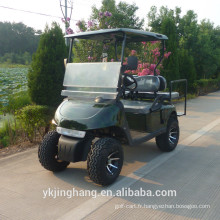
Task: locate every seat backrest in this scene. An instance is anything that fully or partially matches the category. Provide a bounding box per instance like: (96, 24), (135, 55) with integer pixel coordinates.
(134, 75), (160, 92)
(127, 56), (138, 70)
(158, 75), (167, 91)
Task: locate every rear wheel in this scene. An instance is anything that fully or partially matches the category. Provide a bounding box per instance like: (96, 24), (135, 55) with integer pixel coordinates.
(38, 131), (70, 171)
(87, 137), (123, 186)
(156, 117), (179, 152)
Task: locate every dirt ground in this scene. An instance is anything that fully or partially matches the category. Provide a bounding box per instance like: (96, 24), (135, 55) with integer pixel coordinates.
(0, 141), (38, 158)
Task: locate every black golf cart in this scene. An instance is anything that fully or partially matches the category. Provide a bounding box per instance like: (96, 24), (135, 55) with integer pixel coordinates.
(38, 28), (187, 186)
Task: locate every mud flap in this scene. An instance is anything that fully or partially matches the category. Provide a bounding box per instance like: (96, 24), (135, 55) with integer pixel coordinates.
(58, 135), (91, 162)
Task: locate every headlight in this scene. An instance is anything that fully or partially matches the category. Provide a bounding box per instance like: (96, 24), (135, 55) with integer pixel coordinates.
(56, 127), (86, 138)
(52, 119), (57, 125)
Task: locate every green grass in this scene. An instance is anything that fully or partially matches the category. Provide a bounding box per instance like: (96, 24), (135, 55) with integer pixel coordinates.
(0, 117), (17, 147)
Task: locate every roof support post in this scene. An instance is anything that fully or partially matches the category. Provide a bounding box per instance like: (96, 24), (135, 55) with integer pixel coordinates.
(120, 33), (127, 65)
(154, 40), (165, 76)
(68, 38), (73, 63)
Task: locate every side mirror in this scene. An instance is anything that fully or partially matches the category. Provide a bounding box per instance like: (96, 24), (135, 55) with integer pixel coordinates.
(64, 58), (67, 69)
(127, 56), (138, 70)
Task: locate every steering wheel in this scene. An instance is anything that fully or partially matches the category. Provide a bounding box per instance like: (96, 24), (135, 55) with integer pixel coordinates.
(122, 73), (138, 91)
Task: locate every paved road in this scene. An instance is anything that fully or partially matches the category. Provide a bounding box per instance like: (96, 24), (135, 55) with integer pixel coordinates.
(1, 91), (220, 220)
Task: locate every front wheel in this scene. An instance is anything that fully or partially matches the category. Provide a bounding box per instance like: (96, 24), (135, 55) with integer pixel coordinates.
(87, 137), (123, 186)
(38, 131), (70, 171)
(156, 117), (179, 152)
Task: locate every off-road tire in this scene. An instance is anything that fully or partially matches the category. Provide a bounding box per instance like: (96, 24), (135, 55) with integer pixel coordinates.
(156, 117), (179, 152)
(87, 138), (123, 186)
(38, 130), (70, 171)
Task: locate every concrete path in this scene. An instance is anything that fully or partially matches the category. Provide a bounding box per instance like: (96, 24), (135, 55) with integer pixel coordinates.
(0, 91), (220, 220)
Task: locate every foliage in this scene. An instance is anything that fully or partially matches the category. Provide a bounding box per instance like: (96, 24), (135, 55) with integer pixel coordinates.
(193, 78), (220, 95)
(0, 22), (41, 65)
(4, 91), (32, 114)
(147, 6), (220, 91)
(123, 42), (171, 76)
(178, 10), (199, 52)
(16, 105), (52, 142)
(0, 52), (32, 65)
(91, 0), (144, 30)
(195, 20), (218, 79)
(70, 3), (220, 88)
(0, 21), (41, 55)
(0, 117), (17, 147)
(160, 17), (179, 82)
(71, 0), (144, 63)
(28, 22), (68, 107)
(178, 49), (196, 91)
(61, 17), (74, 35)
(68, 0), (143, 32)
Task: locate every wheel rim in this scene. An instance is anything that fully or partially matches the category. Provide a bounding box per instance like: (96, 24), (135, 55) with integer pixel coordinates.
(106, 151), (120, 175)
(169, 127), (178, 145)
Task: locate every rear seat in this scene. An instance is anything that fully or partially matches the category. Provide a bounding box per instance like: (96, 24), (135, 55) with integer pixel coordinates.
(134, 75), (179, 100)
(122, 75), (179, 113)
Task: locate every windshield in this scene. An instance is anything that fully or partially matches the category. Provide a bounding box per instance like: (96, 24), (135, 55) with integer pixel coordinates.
(62, 62), (121, 99)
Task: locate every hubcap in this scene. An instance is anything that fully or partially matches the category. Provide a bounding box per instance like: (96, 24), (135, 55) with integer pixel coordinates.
(106, 151), (120, 175)
(169, 127), (178, 145)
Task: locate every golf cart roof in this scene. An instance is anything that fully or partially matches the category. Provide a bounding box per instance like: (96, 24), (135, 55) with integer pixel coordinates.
(65, 28), (168, 42)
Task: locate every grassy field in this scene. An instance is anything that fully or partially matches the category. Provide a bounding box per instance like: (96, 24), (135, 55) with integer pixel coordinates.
(0, 66), (28, 106)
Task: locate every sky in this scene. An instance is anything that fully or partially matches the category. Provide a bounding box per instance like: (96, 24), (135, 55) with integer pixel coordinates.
(0, 0), (220, 32)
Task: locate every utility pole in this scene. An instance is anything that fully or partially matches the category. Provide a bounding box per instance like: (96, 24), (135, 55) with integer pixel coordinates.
(60, 0), (73, 45)
(65, 0), (68, 45)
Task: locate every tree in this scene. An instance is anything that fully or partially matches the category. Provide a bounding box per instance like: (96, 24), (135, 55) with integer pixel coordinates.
(213, 27), (220, 78)
(160, 17), (179, 82)
(28, 23), (67, 107)
(91, 0), (144, 29)
(178, 49), (196, 91)
(178, 10), (199, 52)
(72, 0), (144, 63)
(0, 22), (40, 56)
(148, 6), (181, 33)
(195, 20), (218, 79)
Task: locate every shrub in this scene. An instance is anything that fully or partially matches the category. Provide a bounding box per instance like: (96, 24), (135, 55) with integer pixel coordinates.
(0, 119), (17, 147)
(193, 78), (220, 95)
(178, 49), (196, 93)
(16, 105), (53, 142)
(28, 22), (67, 107)
(4, 91), (32, 113)
(160, 17), (180, 82)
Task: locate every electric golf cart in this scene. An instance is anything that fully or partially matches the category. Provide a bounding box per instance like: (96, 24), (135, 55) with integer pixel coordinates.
(38, 28), (187, 186)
